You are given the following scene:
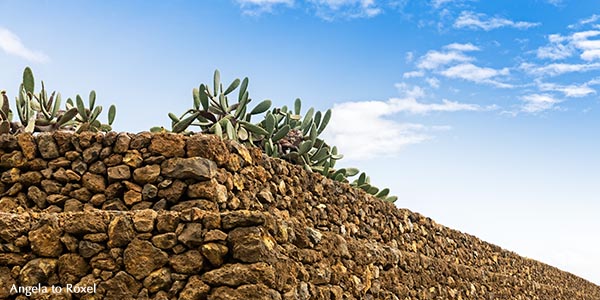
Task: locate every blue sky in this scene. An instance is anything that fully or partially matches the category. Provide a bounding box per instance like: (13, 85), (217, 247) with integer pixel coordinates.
(1, 0), (599, 284)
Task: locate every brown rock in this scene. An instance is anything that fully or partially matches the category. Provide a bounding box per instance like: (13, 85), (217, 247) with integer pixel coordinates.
(142, 184), (158, 200)
(107, 165), (131, 181)
(108, 215), (136, 247)
(19, 170), (43, 185)
(143, 267), (172, 293)
(228, 227), (276, 264)
(178, 223), (203, 247)
(78, 240), (105, 258)
(17, 133), (37, 160)
(63, 212), (107, 234)
(37, 133), (60, 159)
(28, 223), (63, 257)
(0, 151), (26, 168)
(113, 133), (131, 153)
(171, 199), (218, 212)
(100, 271), (142, 299)
(222, 210), (266, 230)
(156, 212), (179, 233)
(123, 150), (143, 168)
(0, 267), (16, 298)
(19, 258), (57, 286)
(82, 143), (102, 163)
(133, 164), (161, 184)
(201, 243), (229, 267)
(204, 229), (228, 242)
(186, 134), (229, 165)
(124, 190), (142, 206)
(0, 213), (30, 241)
(157, 179), (187, 202)
(58, 253), (89, 285)
(151, 232), (178, 249)
(161, 157), (216, 180)
(149, 133), (185, 157)
(132, 209), (157, 232)
(187, 179), (228, 203)
(179, 275), (210, 300)
(169, 250), (205, 274)
(208, 284), (281, 300)
(201, 262), (275, 287)
(124, 239), (168, 280)
(81, 172), (106, 193)
(27, 186), (47, 208)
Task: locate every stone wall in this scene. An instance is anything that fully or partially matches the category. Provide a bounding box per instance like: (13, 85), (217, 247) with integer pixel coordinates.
(0, 132), (598, 300)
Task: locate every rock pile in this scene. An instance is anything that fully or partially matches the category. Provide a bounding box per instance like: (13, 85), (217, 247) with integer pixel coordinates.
(0, 132), (599, 299)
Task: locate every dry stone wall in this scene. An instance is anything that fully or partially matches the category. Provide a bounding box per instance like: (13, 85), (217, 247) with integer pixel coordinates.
(0, 132), (598, 300)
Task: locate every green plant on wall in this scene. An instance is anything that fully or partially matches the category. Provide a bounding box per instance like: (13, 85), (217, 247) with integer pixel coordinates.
(161, 70), (398, 203)
(0, 67), (116, 134)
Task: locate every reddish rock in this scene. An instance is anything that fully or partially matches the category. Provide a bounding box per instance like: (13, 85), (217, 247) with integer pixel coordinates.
(186, 134), (229, 166)
(149, 133), (185, 158)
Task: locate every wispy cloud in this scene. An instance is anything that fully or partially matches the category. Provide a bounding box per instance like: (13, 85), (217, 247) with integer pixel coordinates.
(237, 0), (381, 19)
(536, 81), (596, 98)
(454, 11), (540, 31)
(444, 42), (480, 52)
(520, 93), (561, 113)
(520, 62), (600, 76)
(0, 27), (49, 63)
(568, 14), (600, 29)
(536, 30), (600, 61)
(236, 0), (294, 15)
(440, 63), (512, 88)
(417, 49), (473, 69)
(308, 0), (382, 19)
(403, 70), (424, 78)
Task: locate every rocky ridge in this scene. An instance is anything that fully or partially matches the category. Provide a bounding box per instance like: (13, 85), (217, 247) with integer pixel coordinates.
(0, 132), (598, 299)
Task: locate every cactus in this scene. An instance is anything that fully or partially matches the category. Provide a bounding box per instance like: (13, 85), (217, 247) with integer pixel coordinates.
(1, 67), (116, 134)
(164, 70), (398, 204)
(66, 91), (116, 133)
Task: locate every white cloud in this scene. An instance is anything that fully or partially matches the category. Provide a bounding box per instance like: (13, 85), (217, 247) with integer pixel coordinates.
(520, 62), (600, 76)
(236, 0), (294, 14)
(568, 14), (600, 29)
(417, 50), (472, 69)
(326, 97), (485, 160)
(536, 30), (600, 61)
(520, 94), (561, 113)
(426, 77), (440, 88)
(537, 43), (573, 60)
(394, 82), (426, 98)
(309, 0), (382, 19)
(0, 27), (49, 63)
(536, 81), (596, 98)
(444, 43), (480, 52)
(454, 11), (540, 31)
(403, 70), (424, 78)
(440, 63), (512, 88)
(405, 51), (414, 62)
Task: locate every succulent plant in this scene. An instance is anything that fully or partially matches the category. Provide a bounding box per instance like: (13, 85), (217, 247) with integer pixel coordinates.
(163, 70), (398, 203)
(164, 70), (272, 145)
(66, 91), (116, 133)
(1, 67), (116, 134)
